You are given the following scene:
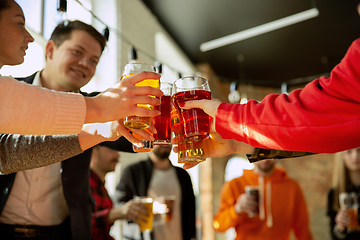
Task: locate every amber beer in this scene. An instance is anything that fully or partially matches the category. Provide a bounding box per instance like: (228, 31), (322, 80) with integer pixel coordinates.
(177, 140), (206, 164)
(171, 106), (205, 163)
(154, 195), (176, 222)
(163, 195), (176, 222)
(172, 76), (212, 141)
(154, 96), (172, 144)
(134, 197), (154, 232)
(172, 89), (211, 141)
(347, 208), (359, 231)
(121, 62), (159, 129)
(339, 192), (359, 232)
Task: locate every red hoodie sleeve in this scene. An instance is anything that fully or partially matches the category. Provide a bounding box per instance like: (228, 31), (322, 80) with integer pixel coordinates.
(216, 38), (360, 153)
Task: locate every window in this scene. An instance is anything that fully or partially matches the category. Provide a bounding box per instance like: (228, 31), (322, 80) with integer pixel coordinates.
(1, 0), (117, 92)
(16, 0), (42, 34)
(44, 0), (92, 40)
(155, 32), (196, 83)
(224, 156), (254, 181)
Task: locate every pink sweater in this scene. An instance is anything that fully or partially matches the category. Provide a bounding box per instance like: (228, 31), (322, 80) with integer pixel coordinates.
(0, 76), (86, 135)
(216, 38), (360, 153)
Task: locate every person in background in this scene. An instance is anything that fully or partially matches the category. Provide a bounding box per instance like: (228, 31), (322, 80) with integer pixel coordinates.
(90, 144), (148, 240)
(327, 147), (360, 240)
(115, 144), (196, 240)
(0, 0), (162, 136)
(0, 19), (141, 240)
(213, 159), (312, 240)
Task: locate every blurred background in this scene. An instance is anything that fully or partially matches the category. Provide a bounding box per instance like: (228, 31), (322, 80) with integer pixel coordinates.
(3, 0), (359, 239)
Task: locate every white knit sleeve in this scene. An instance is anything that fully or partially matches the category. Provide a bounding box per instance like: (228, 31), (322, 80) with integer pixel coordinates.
(0, 76), (86, 135)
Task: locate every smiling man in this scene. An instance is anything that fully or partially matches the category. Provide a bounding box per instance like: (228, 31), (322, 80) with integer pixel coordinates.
(40, 20), (104, 93)
(0, 20), (135, 240)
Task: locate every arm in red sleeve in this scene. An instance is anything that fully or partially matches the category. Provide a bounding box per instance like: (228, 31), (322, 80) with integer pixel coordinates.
(216, 38), (360, 153)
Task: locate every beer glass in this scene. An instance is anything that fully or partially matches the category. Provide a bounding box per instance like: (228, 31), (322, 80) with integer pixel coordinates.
(172, 76), (212, 141)
(154, 82), (172, 145)
(153, 195), (176, 223)
(132, 129), (153, 153)
(121, 62), (159, 129)
(177, 140), (206, 164)
(245, 186), (260, 217)
(339, 192), (359, 231)
(171, 106), (206, 163)
(134, 196), (154, 232)
(162, 195), (176, 222)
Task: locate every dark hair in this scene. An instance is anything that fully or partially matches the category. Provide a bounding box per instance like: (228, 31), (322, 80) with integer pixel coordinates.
(0, 0), (11, 18)
(50, 20), (107, 53)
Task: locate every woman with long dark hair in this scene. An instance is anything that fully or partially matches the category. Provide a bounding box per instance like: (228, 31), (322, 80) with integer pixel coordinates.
(327, 148), (360, 239)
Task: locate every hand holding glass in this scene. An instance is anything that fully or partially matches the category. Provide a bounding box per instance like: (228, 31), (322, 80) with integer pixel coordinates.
(245, 186), (260, 217)
(121, 62), (159, 129)
(339, 192), (359, 231)
(172, 76), (210, 163)
(133, 196), (154, 232)
(171, 105), (205, 163)
(172, 76), (212, 141)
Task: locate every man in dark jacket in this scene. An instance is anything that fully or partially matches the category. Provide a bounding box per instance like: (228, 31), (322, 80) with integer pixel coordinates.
(115, 144), (196, 240)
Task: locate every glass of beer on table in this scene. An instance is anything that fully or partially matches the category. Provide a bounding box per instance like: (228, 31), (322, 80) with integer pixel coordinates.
(339, 192), (359, 232)
(121, 62), (160, 129)
(134, 196), (154, 232)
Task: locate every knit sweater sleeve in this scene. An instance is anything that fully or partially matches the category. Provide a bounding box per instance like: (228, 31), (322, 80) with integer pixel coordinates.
(216, 38), (360, 153)
(0, 76), (86, 135)
(0, 133), (83, 174)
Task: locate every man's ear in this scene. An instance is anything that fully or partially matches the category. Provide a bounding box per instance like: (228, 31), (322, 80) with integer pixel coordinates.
(45, 40), (56, 60)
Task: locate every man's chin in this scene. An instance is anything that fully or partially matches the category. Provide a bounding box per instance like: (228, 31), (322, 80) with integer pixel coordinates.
(258, 164), (275, 173)
(67, 79), (89, 91)
(8, 58), (24, 66)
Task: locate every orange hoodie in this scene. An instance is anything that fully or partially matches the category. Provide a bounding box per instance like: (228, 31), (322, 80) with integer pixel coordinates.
(213, 167), (312, 240)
